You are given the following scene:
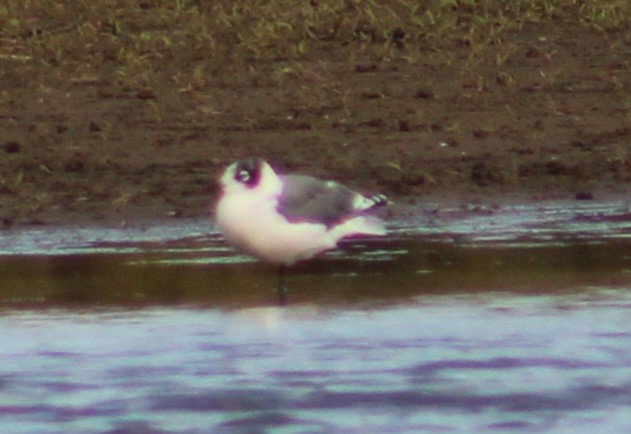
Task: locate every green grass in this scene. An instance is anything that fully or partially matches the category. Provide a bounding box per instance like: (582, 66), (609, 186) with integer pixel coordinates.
(0, 0), (628, 90)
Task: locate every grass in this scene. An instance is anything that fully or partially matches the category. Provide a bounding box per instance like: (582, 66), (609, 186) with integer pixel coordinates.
(1, 0), (628, 91)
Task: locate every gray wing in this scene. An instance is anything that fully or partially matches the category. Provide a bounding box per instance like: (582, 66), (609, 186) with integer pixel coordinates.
(276, 175), (359, 227)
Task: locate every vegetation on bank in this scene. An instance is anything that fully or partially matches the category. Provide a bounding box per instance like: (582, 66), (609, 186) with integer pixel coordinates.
(1, 1), (629, 90)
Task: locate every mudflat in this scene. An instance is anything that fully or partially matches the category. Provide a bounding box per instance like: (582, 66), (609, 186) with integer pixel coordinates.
(1, 1), (629, 227)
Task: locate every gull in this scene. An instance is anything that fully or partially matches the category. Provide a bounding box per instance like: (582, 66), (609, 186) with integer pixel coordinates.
(215, 157), (388, 301)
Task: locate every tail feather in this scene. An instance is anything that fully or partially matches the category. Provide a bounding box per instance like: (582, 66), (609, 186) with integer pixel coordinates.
(329, 215), (386, 241)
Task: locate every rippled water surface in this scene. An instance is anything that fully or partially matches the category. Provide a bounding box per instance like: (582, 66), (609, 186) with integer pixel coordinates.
(0, 200), (630, 433)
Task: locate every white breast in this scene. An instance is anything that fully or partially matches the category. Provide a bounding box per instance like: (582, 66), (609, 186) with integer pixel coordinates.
(216, 191), (336, 265)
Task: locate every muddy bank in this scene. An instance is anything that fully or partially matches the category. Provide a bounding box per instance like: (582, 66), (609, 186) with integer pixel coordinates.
(1, 5), (629, 228)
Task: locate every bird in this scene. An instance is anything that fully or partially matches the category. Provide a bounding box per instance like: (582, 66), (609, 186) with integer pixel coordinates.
(215, 157), (388, 302)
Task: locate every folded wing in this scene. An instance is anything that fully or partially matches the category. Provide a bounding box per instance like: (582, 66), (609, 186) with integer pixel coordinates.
(277, 175), (386, 229)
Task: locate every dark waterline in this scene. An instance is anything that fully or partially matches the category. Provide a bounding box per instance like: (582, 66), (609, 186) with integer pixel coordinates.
(0, 200), (629, 309)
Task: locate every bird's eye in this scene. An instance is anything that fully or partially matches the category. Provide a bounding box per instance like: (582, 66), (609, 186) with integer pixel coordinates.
(236, 169), (251, 183)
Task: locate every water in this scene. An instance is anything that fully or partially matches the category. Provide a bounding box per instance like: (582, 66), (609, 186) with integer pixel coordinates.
(0, 200), (630, 433)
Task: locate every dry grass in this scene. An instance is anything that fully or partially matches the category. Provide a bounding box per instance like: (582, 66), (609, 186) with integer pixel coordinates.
(1, 0), (628, 90)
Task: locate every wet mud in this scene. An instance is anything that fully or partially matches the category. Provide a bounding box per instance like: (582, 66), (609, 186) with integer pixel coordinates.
(1, 16), (630, 228)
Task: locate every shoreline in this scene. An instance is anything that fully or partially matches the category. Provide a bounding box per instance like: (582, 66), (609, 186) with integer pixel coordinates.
(2, 194), (628, 239)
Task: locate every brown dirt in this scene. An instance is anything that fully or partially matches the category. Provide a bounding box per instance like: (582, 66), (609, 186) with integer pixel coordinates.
(1, 18), (630, 229)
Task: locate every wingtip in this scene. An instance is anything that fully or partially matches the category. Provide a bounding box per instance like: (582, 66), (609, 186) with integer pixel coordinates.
(353, 193), (390, 212)
(369, 193), (389, 208)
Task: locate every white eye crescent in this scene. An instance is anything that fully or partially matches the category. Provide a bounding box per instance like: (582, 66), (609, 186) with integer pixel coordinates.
(237, 169), (250, 183)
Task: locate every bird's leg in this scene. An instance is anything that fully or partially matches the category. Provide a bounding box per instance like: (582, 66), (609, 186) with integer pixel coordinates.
(277, 265), (287, 306)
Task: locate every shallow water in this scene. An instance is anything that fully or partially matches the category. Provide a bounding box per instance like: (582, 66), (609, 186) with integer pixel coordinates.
(0, 200), (630, 433)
